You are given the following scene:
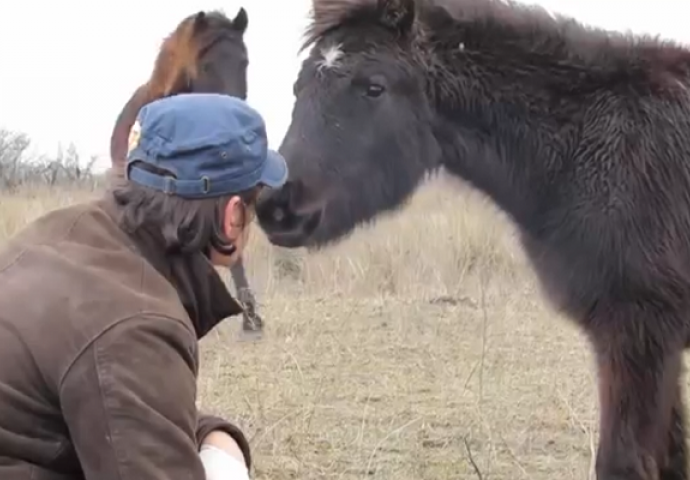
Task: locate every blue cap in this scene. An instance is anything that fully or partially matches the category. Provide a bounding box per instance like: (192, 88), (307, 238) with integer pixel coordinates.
(125, 93), (288, 199)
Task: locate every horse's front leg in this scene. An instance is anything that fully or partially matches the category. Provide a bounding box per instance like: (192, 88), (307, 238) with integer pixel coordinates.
(592, 307), (683, 480)
(229, 259), (263, 332)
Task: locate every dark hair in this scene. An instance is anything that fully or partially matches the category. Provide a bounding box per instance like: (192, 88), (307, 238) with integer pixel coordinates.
(111, 162), (261, 255)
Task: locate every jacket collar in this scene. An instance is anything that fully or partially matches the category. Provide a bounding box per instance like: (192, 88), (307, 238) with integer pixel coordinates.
(100, 196), (244, 338)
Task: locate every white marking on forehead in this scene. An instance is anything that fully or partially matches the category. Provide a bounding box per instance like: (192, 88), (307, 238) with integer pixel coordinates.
(316, 43), (344, 71)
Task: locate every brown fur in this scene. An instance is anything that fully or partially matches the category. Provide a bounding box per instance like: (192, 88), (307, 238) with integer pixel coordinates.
(149, 18), (202, 98)
(109, 9), (249, 173)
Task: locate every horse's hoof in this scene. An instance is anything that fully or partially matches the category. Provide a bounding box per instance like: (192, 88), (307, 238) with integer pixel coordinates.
(238, 329), (264, 342)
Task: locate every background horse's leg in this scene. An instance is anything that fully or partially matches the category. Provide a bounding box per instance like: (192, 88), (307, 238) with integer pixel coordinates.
(229, 259), (263, 333)
(592, 308), (683, 480)
(659, 373), (688, 480)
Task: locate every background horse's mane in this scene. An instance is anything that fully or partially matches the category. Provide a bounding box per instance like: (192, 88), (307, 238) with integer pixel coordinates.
(303, 0), (690, 75)
(149, 10), (239, 97)
(148, 13), (204, 99)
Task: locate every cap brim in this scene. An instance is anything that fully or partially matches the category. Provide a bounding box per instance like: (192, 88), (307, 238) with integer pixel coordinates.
(259, 149), (289, 188)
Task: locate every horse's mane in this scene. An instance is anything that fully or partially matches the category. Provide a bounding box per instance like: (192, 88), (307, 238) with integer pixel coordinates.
(147, 14), (201, 98)
(303, 0), (375, 50)
(303, 0), (690, 73)
(149, 10), (237, 98)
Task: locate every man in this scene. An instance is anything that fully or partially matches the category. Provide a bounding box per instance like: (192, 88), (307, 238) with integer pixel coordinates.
(0, 93), (288, 479)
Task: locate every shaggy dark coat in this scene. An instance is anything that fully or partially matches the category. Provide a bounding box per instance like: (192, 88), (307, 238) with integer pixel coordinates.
(257, 1), (690, 478)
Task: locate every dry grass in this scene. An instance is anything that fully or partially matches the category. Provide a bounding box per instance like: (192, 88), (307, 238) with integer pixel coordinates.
(1, 178), (610, 479)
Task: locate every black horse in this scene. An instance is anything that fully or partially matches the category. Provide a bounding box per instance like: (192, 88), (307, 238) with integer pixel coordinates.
(257, 0), (690, 478)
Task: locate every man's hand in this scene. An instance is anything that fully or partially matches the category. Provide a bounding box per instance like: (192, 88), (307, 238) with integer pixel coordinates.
(200, 430), (250, 480)
(202, 430), (247, 464)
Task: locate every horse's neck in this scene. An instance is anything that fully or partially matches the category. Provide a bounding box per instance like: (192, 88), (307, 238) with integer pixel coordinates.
(421, 0), (680, 228)
(432, 102), (548, 228)
(422, 17), (593, 226)
(109, 85), (152, 168)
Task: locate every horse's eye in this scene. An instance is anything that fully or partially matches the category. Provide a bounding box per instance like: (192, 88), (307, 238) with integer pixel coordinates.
(365, 83), (385, 98)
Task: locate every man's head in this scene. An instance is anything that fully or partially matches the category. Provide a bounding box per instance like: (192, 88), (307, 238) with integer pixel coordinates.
(113, 93), (287, 266)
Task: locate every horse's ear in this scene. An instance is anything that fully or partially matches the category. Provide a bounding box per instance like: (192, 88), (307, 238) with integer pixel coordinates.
(232, 7), (248, 33)
(377, 0), (415, 34)
(193, 11), (208, 32)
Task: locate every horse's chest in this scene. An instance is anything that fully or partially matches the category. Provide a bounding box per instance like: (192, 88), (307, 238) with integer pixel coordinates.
(518, 231), (614, 322)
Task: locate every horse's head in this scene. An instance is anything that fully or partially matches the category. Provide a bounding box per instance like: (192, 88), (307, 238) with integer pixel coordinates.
(110, 8), (249, 170)
(148, 8), (249, 99)
(257, 0), (440, 248)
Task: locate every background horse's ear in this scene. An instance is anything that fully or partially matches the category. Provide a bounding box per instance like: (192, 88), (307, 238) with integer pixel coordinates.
(377, 0), (415, 35)
(233, 7), (248, 33)
(193, 11), (208, 32)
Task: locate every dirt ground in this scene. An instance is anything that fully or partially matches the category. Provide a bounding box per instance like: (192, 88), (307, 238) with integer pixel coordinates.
(3, 178), (678, 479)
(199, 288), (598, 480)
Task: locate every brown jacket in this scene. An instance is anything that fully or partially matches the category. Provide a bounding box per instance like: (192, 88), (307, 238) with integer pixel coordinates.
(0, 196), (251, 479)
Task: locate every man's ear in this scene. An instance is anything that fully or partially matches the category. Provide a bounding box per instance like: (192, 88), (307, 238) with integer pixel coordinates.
(223, 195), (244, 238)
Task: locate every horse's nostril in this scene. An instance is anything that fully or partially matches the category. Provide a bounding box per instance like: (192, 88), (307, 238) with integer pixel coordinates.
(273, 207), (286, 223)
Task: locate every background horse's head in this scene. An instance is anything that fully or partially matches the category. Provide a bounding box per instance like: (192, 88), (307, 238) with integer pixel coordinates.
(109, 8), (249, 173)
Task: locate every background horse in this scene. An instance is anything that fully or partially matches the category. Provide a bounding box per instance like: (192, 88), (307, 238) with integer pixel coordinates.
(257, 0), (690, 478)
(108, 8), (266, 335)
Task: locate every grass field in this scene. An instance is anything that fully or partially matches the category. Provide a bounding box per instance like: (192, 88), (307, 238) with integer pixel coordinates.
(0, 178), (605, 479)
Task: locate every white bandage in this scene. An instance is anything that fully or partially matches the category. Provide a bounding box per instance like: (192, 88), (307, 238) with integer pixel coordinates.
(199, 443), (250, 480)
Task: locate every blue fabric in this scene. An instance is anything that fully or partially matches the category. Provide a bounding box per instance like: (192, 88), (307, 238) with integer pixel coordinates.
(125, 93), (288, 198)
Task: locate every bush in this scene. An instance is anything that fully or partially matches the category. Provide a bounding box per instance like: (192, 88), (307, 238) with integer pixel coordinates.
(0, 127), (104, 191)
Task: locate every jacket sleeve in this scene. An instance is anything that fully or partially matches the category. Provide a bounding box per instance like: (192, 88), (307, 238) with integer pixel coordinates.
(196, 413), (252, 470)
(58, 315), (210, 480)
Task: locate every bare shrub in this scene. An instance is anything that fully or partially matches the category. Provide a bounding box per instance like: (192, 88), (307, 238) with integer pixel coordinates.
(0, 127), (104, 192)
